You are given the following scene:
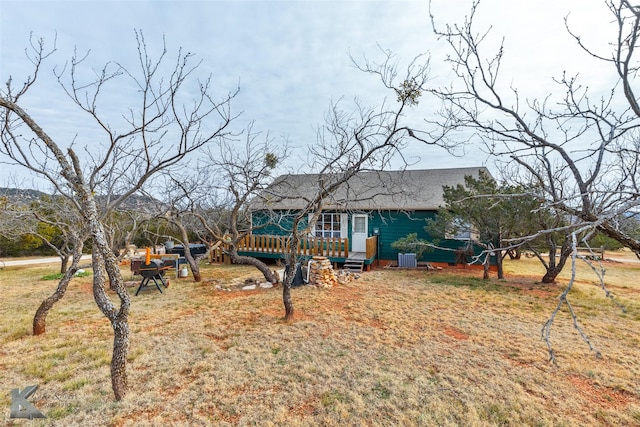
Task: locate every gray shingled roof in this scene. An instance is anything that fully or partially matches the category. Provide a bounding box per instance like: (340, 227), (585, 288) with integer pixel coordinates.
(251, 167), (491, 211)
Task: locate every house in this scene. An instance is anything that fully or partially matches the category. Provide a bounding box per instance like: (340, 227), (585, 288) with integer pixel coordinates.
(240, 167), (492, 270)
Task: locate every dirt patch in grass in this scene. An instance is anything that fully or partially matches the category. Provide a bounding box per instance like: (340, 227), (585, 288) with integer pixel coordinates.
(78, 282), (94, 294)
(501, 278), (559, 298)
(568, 374), (640, 410)
(441, 326), (470, 340)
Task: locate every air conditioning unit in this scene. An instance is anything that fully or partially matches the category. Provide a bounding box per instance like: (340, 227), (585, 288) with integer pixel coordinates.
(398, 253), (417, 268)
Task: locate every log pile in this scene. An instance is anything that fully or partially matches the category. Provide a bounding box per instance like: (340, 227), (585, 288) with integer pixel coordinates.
(308, 256), (338, 288)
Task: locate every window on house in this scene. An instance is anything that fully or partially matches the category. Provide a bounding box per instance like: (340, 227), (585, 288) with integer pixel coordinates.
(314, 213), (343, 238)
(445, 218), (473, 240)
(353, 216), (366, 233)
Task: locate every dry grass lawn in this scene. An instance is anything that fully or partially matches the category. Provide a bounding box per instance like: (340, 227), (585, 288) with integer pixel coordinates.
(1, 252), (639, 426)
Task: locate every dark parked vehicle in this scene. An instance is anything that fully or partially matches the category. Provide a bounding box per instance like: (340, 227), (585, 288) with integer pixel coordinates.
(167, 244), (208, 257)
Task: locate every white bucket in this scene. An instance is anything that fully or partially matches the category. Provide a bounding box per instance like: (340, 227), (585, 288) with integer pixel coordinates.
(179, 267), (188, 277)
(165, 241), (175, 249)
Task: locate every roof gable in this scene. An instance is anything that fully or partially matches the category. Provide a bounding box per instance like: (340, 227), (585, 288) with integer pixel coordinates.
(251, 167), (492, 211)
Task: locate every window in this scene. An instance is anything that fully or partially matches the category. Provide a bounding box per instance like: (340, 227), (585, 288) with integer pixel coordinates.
(445, 218), (473, 240)
(353, 216), (366, 233)
(314, 213), (343, 238)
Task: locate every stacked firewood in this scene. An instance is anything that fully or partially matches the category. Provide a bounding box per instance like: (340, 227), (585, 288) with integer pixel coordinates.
(308, 256), (338, 288)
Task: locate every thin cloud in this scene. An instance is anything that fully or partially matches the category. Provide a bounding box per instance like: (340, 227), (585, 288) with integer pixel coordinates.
(0, 0), (618, 187)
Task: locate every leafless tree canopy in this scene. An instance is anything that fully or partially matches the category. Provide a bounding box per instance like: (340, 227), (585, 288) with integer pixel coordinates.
(0, 32), (239, 400)
(429, 1), (640, 255)
(251, 51), (460, 320)
(429, 0), (640, 361)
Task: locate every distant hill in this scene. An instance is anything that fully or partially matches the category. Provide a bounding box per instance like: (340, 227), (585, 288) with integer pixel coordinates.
(0, 187), (48, 204)
(0, 188), (162, 212)
(96, 194), (164, 212)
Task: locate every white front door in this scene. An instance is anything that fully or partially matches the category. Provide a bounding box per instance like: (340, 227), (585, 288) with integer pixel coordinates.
(352, 214), (368, 253)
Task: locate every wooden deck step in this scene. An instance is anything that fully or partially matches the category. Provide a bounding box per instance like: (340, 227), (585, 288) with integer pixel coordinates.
(343, 259), (364, 273)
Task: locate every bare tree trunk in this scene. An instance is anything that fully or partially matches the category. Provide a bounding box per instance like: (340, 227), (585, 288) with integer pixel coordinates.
(182, 246), (202, 282)
(507, 248), (521, 260)
(283, 283), (294, 320)
(541, 241), (572, 284)
(33, 273), (73, 335)
(495, 250), (505, 279)
(111, 317), (129, 400)
(189, 262), (202, 282)
(173, 222), (202, 282)
(281, 235), (301, 321)
(282, 262), (295, 321)
(482, 251), (490, 280)
(229, 249), (277, 283)
(59, 253), (70, 274)
(91, 246), (130, 401)
(541, 266), (563, 284)
(80, 173), (131, 401)
(34, 239), (83, 335)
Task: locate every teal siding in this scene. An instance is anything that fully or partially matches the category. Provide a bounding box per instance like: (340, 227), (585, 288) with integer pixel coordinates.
(251, 209), (487, 265)
(252, 211), (309, 236)
(368, 210), (485, 264)
(369, 210), (434, 261)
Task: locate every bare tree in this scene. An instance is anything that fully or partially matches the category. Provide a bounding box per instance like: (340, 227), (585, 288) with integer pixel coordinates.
(33, 226), (89, 335)
(27, 196), (93, 335)
(0, 32), (237, 400)
(0, 198), (54, 259)
(188, 123), (287, 284)
(429, 0), (640, 359)
(29, 195), (87, 274)
(146, 179), (208, 282)
(0, 192), (91, 335)
(430, 0), (640, 256)
(102, 209), (149, 262)
(163, 215), (206, 281)
(506, 177), (589, 284)
(254, 51), (457, 320)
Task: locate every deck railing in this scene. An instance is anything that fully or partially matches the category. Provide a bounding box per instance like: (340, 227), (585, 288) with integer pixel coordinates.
(237, 235), (350, 259)
(365, 235), (378, 259)
(209, 234), (379, 263)
(209, 246), (229, 264)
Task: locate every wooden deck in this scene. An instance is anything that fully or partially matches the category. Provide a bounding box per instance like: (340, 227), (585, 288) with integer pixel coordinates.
(239, 235), (350, 258)
(211, 235), (378, 265)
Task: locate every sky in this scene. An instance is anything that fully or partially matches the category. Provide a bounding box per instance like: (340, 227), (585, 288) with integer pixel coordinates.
(0, 0), (615, 190)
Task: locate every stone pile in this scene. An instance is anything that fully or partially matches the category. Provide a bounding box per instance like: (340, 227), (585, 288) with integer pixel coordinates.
(336, 269), (359, 285)
(213, 277), (274, 292)
(308, 256), (338, 288)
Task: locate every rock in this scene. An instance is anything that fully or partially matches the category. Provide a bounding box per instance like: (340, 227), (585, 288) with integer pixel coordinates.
(242, 284), (257, 290)
(259, 282), (274, 289)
